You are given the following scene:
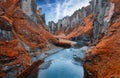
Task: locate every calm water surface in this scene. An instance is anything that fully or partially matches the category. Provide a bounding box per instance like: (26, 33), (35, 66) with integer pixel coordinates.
(38, 46), (88, 78)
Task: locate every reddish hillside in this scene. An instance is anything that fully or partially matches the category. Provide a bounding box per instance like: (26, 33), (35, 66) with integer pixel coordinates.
(84, 0), (120, 77)
(0, 0), (56, 77)
(1, 0), (120, 78)
(47, 0), (120, 77)
(84, 15), (120, 78)
(66, 14), (93, 39)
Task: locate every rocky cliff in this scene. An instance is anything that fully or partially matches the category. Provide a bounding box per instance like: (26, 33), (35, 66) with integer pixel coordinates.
(48, 0), (115, 45)
(0, 0), (56, 78)
(84, 0), (120, 78)
(1, 0), (120, 78)
(47, 0), (120, 77)
(48, 6), (91, 34)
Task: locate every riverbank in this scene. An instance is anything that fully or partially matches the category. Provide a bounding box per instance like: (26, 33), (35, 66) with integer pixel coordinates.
(16, 46), (64, 78)
(16, 43), (89, 78)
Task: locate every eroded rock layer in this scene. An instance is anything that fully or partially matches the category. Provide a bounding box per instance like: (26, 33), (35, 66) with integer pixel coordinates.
(47, 0), (120, 77)
(0, 0), (120, 77)
(83, 0), (120, 78)
(0, 0), (55, 77)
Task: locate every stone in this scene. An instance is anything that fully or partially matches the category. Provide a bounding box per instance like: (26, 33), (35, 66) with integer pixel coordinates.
(21, 0), (37, 23)
(47, 6), (91, 34)
(91, 0), (115, 44)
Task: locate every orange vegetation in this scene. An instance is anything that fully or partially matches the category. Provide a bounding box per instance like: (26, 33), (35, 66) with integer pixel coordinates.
(111, 0), (120, 14)
(54, 13), (93, 41)
(52, 14), (94, 47)
(84, 15), (120, 78)
(0, 0), (56, 77)
(66, 14), (93, 39)
(0, 39), (31, 77)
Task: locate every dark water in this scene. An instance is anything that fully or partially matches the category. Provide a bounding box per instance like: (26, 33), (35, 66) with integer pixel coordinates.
(38, 46), (88, 78)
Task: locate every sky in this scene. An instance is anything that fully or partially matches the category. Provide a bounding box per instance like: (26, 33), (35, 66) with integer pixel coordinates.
(36, 0), (90, 24)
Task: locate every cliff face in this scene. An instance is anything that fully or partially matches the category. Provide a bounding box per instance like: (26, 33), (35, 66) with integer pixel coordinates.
(48, 0), (115, 44)
(21, 0), (37, 23)
(1, 0), (120, 77)
(90, 0), (115, 44)
(84, 0), (120, 78)
(0, 0), (55, 78)
(48, 6), (91, 35)
(47, 0), (120, 77)
(84, 18), (120, 78)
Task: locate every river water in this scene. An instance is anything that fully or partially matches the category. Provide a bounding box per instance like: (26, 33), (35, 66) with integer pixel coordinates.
(38, 46), (88, 78)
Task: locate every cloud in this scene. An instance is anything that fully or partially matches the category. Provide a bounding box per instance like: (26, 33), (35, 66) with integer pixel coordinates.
(38, 0), (90, 24)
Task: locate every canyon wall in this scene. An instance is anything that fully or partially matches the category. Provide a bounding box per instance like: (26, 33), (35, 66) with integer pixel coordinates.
(0, 0), (55, 78)
(90, 0), (115, 44)
(0, 0), (120, 77)
(83, 0), (120, 77)
(21, 0), (37, 23)
(47, 0), (120, 77)
(47, 0), (116, 45)
(48, 6), (91, 34)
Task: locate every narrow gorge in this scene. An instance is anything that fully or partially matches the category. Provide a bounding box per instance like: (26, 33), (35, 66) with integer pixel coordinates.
(0, 0), (120, 78)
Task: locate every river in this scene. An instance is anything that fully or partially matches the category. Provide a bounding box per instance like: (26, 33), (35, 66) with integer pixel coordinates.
(38, 46), (88, 78)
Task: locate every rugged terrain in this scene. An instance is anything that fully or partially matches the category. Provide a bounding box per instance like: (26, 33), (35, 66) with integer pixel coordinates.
(84, 0), (120, 77)
(0, 0), (120, 78)
(0, 0), (56, 77)
(48, 0), (120, 78)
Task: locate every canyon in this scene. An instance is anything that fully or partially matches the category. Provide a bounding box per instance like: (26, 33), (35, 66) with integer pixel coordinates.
(0, 0), (120, 78)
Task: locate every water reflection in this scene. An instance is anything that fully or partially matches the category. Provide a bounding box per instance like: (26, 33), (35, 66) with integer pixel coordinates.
(38, 47), (88, 78)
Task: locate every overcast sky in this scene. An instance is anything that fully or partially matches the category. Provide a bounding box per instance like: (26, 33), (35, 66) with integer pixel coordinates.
(37, 0), (90, 24)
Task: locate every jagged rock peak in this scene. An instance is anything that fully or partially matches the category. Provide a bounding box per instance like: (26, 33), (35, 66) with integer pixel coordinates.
(47, 4), (91, 34)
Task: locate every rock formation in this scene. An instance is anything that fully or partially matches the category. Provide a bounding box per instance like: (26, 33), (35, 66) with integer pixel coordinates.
(0, 0), (120, 78)
(84, 0), (120, 77)
(47, 0), (120, 77)
(90, 0), (115, 44)
(48, 6), (91, 34)
(21, 0), (37, 23)
(0, 0), (55, 78)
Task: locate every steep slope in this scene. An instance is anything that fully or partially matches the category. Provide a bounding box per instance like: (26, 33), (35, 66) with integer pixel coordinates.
(66, 13), (93, 39)
(47, 0), (120, 77)
(84, 0), (120, 77)
(48, 6), (91, 35)
(47, 5), (93, 46)
(84, 16), (120, 78)
(1, 0), (120, 77)
(0, 0), (56, 78)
